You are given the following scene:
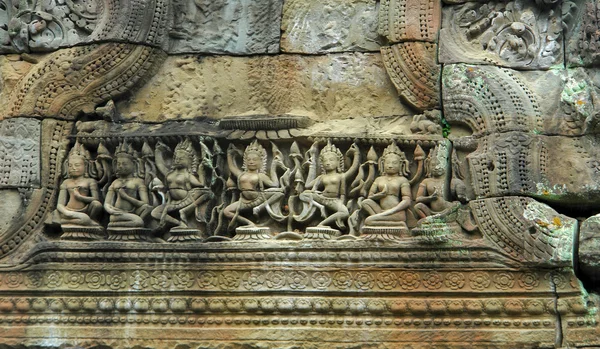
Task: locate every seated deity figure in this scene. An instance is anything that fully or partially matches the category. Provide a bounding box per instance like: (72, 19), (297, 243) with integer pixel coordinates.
(414, 145), (455, 219)
(104, 142), (152, 234)
(54, 142), (104, 239)
(295, 141), (360, 232)
(151, 139), (213, 239)
(361, 143), (412, 228)
(224, 140), (285, 229)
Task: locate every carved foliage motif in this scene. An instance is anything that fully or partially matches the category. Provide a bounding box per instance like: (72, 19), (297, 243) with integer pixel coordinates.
(6, 43), (166, 118)
(0, 0), (169, 53)
(439, 0), (563, 69)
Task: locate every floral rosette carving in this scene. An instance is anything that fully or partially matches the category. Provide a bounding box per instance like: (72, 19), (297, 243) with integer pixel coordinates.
(85, 271), (105, 289)
(398, 272), (420, 290)
(288, 271), (309, 290)
(107, 271), (128, 290)
(44, 271), (63, 288)
(422, 271), (443, 290)
(493, 272), (515, 290)
(129, 271), (150, 290)
(151, 271), (172, 290)
(265, 271), (286, 289)
(546, 272), (566, 290)
(311, 272), (332, 290)
(376, 271), (398, 290)
(197, 271), (217, 289)
(332, 271), (353, 290)
(64, 271), (84, 289)
(172, 271), (195, 289)
(24, 271), (44, 288)
(518, 272), (539, 290)
(242, 271), (264, 290)
(218, 271), (240, 290)
(444, 272), (465, 290)
(5, 273), (23, 288)
(354, 271), (375, 290)
(469, 272), (491, 290)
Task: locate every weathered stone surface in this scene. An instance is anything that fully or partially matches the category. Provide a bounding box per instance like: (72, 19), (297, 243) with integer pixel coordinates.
(0, 44), (166, 119)
(381, 42), (440, 111)
(443, 64), (600, 137)
(0, 0), (169, 53)
(0, 190), (25, 234)
(0, 118), (40, 188)
(378, 0), (440, 43)
(464, 132), (600, 206)
(117, 53), (412, 122)
(439, 0), (563, 69)
(168, 0), (282, 54)
(565, 0), (600, 67)
(579, 214), (600, 286)
(470, 196), (576, 266)
(281, 0), (380, 54)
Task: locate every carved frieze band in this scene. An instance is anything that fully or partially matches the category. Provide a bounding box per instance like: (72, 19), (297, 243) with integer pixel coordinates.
(0, 269), (578, 293)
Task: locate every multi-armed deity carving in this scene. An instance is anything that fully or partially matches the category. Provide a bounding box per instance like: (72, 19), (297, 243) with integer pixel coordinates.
(48, 135), (481, 243)
(224, 140), (286, 240)
(294, 141), (360, 239)
(151, 138), (214, 241)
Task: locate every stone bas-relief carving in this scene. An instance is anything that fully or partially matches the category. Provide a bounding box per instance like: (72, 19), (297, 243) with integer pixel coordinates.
(0, 118), (40, 188)
(168, 0), (282, 54)
(0, 0), (169, 53)
(281, 0), (381, 54)
(439, 0), (563, 69)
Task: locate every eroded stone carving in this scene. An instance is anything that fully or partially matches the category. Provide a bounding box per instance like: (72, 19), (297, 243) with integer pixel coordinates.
(439, 0), (563, 69)
(168, 0), (282, 54)
(281, 0), (380, 54)
(0, 118), (40, 188)
(0, 0), (169, 53)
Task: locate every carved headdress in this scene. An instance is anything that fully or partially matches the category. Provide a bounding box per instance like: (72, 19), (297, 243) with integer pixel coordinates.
(243, 140), (267, 173)
(62, 141), (93, 178)
(379, 142), (410, 177)
(113, 141), (140, 177)
(172, 138), (199, 173)
(319, 140), (344, 173)
(424, 144), (445, 177)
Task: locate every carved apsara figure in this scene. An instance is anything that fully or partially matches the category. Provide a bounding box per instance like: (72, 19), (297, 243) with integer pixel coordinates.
(151, 139), (213, 239)
(104, 142), (152, 232)
(414, 145), (454, 219)
(224, 141), (285, 229)
(54, 142), (104, 239)
(361, 143), (412, 228)
(295, 141), (360, 232)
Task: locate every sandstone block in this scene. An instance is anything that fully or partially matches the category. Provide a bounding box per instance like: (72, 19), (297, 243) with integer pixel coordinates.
(439, 1), (563, 69)
(378, 0), (440, 43)
(443, 64), (600, 137)
(117, 53), (412, 122)
(464, 132), (600, 207)
(281, 0), (380, 54)
(0, 118), (40, 188)
(0, 0), (169, 53)
(565, 0), (600, 67)
(168, 0), (283, 54)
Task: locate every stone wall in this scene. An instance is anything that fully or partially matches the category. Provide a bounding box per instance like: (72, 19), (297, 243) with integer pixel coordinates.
(1, 0), (600, 348)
